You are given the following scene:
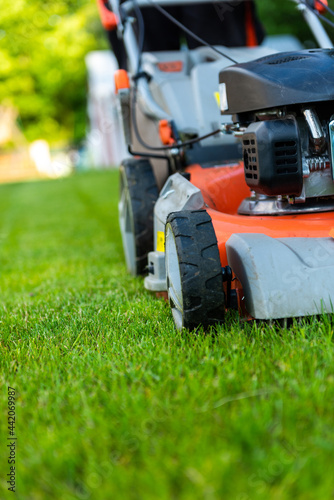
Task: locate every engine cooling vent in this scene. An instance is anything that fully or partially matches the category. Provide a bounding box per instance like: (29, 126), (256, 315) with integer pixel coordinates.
(266, 55), (309, 65)
(241, 119), (303, 196)
(274, 140), (299, 175)
(243, 138), (258, 181)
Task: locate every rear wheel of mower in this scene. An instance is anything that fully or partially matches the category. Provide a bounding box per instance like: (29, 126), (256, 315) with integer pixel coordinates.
(165, 210), (225, 330)
(118, 158), (158, 276)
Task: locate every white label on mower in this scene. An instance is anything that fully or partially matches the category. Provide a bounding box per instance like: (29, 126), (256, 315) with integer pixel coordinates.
(219, 83), (228, 112)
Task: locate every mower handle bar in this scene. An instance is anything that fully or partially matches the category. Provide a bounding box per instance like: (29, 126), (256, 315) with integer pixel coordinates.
(121, 0), (248, 9)
(110, 0), (332, 123)
(116, 0), (332, 49)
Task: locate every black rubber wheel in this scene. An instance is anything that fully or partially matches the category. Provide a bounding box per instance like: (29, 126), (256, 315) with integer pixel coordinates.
(165, 209), (225, 330)
(118, 158), (158, 276)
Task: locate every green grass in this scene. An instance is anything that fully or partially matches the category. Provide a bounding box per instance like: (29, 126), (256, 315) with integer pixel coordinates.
(0, 170), (334, 500)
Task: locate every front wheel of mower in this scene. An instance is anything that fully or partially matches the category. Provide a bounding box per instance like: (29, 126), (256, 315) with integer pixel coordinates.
(165, 210), (225, 330)
(118, 158), (158, 276)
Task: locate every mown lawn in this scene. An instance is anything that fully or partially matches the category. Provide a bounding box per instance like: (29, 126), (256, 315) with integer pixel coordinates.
(0, 170), (334, 500)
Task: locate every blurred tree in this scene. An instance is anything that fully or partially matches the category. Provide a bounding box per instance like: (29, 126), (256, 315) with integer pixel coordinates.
(258, 0), (334, 44)
(0, 0), (107, 145)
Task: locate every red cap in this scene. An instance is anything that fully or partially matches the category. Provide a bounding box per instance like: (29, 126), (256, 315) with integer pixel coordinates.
(315, 0), (328, 14)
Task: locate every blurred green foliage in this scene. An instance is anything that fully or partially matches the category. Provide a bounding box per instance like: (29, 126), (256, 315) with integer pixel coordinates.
(258, 0), (334, 43)
(0, 0), (107, 145)
(0, 0), (334, 145)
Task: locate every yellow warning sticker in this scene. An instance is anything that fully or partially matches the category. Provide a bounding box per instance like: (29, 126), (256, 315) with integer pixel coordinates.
(214, 91), (220, 108)
(156, 231), (165, 252)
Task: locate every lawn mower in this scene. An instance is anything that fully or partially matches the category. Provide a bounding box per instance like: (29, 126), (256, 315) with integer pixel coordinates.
(111, 0), (334, 329)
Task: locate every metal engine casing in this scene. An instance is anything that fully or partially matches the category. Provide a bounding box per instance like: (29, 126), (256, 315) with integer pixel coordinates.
(238, 108), (334, 211)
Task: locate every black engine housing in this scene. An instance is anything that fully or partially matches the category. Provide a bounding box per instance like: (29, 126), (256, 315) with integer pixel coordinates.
(242, 118), (303, 196)
(219, 49), (334, 115)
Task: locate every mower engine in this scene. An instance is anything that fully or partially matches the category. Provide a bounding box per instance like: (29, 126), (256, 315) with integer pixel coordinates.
(219, 49), (334, 214)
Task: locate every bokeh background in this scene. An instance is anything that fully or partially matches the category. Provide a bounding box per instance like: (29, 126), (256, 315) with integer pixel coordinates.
(0, 0), (333, 181)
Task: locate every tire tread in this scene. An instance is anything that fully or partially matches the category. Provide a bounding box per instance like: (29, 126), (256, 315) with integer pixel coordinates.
(166, 209), (225, 330)
(119, 158), (158, 275)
